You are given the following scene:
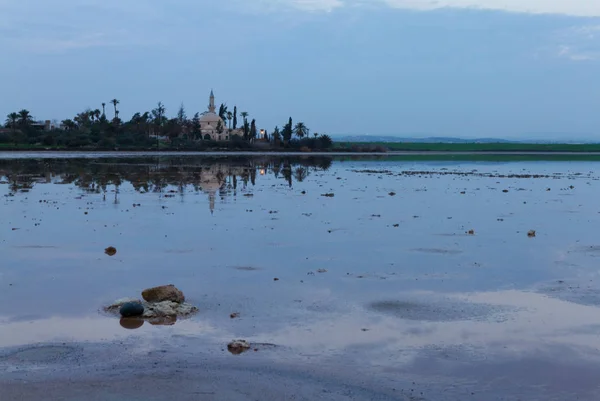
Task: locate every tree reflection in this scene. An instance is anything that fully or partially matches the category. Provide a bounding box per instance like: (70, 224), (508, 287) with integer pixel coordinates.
(0, 156), (338, 211)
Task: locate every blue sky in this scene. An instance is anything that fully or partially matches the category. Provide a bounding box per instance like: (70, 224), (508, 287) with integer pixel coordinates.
(1, 0), (600, 139)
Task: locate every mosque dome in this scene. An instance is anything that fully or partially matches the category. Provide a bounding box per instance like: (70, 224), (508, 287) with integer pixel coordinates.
(199, 112), (223, 125)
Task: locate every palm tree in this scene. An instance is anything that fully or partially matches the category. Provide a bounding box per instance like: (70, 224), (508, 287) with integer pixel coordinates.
(61, 119), (77, 131)
(110, 99), (120, 119)
(240, 111), (249, 126)
(18, 110), (33, 127)
(226, 111), (233, 130)
(294, 122), (308, 139)
(5, 112), (18, 131)
(93, 109), (101, 122)
(101, 102), (106, 117)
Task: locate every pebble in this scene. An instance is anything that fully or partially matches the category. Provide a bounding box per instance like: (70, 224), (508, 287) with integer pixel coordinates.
(120, 302), (144, 317)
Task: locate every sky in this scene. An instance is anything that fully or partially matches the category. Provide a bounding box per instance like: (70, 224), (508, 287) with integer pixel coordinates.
(1, 0), (600, 140)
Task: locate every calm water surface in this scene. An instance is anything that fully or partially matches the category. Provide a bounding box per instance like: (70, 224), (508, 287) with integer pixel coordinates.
(2, 154), (600, 400)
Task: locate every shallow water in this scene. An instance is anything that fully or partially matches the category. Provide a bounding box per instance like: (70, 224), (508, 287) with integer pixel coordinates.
(2, 153), (600, 400)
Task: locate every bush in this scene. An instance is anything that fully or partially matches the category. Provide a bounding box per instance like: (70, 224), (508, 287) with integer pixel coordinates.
(42, 134), (55, 146)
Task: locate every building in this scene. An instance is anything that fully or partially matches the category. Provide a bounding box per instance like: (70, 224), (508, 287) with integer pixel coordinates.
(199, 90), (243, 141)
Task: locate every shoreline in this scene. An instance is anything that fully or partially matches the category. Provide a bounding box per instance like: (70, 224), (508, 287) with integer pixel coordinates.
(4, 150), (600, 158)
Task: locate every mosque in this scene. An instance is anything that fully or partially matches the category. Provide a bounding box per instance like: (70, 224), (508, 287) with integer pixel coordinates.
(199, 90), (243, 141)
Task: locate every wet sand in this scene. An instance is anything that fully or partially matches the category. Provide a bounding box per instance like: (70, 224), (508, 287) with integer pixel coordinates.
(2, 154), (600, 400)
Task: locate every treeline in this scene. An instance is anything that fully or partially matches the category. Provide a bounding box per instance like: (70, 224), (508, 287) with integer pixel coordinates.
(2, 102), (334, 151)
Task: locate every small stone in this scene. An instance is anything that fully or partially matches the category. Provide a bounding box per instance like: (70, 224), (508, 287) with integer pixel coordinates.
(227, 340), (251, 355)
(142, 284), (185, 303)
(104, 247), (117, 256)
(119, 302), (144, 317)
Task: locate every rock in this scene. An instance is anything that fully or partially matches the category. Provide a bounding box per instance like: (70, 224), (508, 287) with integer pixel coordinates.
(104, 247), (117, 256)
(528, 230), (536, 238)
(120, 302), (144, 317)
(227, 340), (251, 355)
(104, 297), (198, 321)
(142, 284), (185, 303)
(142, 300), (193, 317)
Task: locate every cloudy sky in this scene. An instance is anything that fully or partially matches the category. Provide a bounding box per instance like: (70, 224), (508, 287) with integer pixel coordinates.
(1, 0), (600, 139)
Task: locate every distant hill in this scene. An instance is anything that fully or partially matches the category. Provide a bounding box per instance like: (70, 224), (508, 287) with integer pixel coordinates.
(334, 135), (597, 144)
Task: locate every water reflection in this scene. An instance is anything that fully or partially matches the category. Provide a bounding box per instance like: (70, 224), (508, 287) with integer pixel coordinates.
(0, 156), (335, 213)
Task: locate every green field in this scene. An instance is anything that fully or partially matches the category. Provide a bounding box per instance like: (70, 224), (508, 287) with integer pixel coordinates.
(338, 142), (600, 152)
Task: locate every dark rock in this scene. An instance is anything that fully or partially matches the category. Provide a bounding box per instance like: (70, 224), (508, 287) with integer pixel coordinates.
(104, 247), (117, 256)
(227, 340), (251, 355)
(119, 302), (144, 317)
(142, 284), (185, 303)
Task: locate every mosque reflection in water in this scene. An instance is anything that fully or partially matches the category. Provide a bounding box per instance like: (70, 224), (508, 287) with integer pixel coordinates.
(0, 156), (337, 213)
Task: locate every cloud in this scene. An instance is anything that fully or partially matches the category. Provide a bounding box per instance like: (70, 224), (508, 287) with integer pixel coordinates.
(557, 45), (598, 61)
(276, 0), (600, 17)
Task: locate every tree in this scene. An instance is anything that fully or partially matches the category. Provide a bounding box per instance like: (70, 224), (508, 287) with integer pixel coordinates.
(250, 119), (257, 141)
(192, 112), (201, 140)
(177, 103), (187, 126)
(61, 119), (77, 131)
(243, 120), (250, 140)
(216, 120), (224, 135)
(294, 122), (308, 139)
(272, 126), (281, 144)
(218, 104), (228, 122)
(233, 106), (237, 129)
(18, 109), (33, 127)
(5, 112), (18, 131)
(282, 117), (293, 143)
(240, 111), (249, 125)
(319, 134), (333, 148)
(110, 99), (120, 119)
(101, 103), (106, 117)
(152, 102), (166, 136)
(93, 109), (101, 122)
(226, 111), (233, 130)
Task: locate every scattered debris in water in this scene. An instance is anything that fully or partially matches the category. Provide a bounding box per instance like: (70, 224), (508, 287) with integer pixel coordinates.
(104, 246), (117, 256)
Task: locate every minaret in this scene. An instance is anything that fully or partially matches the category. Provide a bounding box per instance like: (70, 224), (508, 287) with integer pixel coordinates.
(208, 90), (216, 113)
